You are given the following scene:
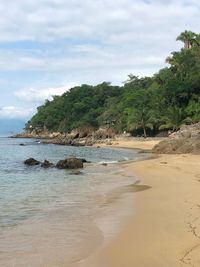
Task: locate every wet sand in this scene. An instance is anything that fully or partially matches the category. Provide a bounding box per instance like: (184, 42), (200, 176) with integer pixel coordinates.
(78, 139), (200, 267)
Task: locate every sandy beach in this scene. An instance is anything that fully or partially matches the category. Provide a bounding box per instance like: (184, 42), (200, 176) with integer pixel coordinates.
(77, 139), (200, 267)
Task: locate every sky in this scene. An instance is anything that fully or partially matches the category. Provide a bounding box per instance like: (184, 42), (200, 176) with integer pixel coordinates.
(0, 0), (200, 121)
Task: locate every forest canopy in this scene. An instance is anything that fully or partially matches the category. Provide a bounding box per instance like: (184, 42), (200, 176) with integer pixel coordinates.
(26, 31), (200, 137)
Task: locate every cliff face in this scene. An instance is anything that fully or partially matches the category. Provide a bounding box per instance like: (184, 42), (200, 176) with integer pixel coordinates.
(152, 123), (200, 154)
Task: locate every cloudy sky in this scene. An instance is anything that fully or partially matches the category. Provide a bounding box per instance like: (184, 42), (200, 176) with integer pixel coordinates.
(0, 0), (200, 121)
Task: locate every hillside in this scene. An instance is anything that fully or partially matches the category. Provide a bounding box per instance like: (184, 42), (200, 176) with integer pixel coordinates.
(26, 31), (200, 137)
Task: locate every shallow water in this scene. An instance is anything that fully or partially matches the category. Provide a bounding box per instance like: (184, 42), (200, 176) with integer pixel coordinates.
(0, 137), (142, 267)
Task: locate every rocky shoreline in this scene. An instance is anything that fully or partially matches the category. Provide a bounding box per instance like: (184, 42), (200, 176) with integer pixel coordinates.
(14, 122), (200, 154)
(12, 128), (125, 147)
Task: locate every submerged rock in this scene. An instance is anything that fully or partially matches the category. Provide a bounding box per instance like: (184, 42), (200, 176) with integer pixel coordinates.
(24, 158), (40, 166)
(56, 157), (83, 169)
(41, 160), (54, 168)
(69, 170), (83, 175)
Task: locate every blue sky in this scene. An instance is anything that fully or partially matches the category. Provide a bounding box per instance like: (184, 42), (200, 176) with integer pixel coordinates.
(0, 0), (200, 120)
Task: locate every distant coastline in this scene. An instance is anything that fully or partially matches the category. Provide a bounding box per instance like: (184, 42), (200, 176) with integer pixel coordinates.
(0, 118), (25, 135)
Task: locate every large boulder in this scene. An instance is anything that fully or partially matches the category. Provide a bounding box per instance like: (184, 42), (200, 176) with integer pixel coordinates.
(93, 128), (116, 139)
(152, 122), (200, 154)
(77, 126), (95, 138)
(56, 157), (83, 169)
(24, 158), (40, 166)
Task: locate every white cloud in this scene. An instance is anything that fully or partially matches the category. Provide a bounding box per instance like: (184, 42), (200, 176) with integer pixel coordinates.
(15, 84), (78, 103)
(0, 0), (200, 120)
(0, 0), (197, 44)
(0, 106), (34, 119)
(0, 0), (199, 77)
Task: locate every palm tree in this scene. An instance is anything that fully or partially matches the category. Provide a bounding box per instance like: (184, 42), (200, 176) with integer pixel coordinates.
(128, 108), (154, 138)
(166, 52), (181, 71)
(159, 106), (186, 132)
(166, 51), (185, 80)
(193, 34), (200, 47)
(176, 30), (196, 49)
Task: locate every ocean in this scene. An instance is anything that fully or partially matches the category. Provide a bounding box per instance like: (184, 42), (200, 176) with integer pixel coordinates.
(0, 136), (142, 267)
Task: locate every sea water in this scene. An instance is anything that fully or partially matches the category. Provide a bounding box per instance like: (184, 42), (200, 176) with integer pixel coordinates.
(0, 136), (142, 267)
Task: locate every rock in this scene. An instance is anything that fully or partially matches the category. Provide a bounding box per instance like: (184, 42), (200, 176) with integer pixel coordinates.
(56, 157), (83, 169)
(79, 158), (91, 163)
(19, 143), (25, 146)
(106, 141), (112, 145)
(70, 140), (85, 146)
(93, 128), (116, 139)
(68, 129), (80, 139)
(69, 170), (83, 175)
(24, 158), (40, 166)
(101, 163), (108, 166)
(77, 126), (95, 138)
(49, 132), (62, 138)
(152, 122), (200, 154)
(79, 158), (87, 163)
(41, 160), (54, 168)
(85, 140), (94, 146)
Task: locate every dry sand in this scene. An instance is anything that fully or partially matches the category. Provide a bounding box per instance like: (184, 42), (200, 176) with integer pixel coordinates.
(77, 139), (200, 267)
(100, 138), (162, 151)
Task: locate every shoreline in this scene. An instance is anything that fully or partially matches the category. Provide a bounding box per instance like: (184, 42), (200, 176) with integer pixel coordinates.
(1, 138), (147, 267)
(75, 139), (200, 267)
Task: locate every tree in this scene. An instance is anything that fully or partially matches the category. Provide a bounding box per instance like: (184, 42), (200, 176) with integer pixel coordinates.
(186, 98), (200, 123)
(26, 31), (200, 137)
(176, 30), (196, 49)
(127, 108), (154, 137)
(159, 106), (187, 131)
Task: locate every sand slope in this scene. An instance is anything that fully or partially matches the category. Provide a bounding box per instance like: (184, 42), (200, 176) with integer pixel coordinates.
(77, 139), (200, 267)
(104, 154), (200, 267)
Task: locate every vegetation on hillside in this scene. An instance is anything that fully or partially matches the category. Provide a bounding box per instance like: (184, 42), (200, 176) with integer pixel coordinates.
(26, 31), (200, 137)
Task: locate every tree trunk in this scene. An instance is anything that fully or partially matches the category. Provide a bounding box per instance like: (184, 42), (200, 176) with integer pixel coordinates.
(142, 120), (147, 138)
(184, 41), (190, 49)
(143, 126), (147, 138)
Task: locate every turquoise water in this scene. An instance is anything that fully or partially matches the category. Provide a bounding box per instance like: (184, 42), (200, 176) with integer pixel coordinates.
(0, 137), (141, 267)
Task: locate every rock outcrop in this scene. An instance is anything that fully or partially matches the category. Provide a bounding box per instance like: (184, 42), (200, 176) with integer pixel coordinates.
(13, 127), (117, 147)
(152, 123), (200, 154)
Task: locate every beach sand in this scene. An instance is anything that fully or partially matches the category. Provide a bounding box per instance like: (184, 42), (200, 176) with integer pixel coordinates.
(77, 139), (200, 267)
(100, 138), (161, 151)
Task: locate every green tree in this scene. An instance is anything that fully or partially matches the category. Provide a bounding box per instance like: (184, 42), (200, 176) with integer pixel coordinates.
(176, 30), (197, 49)
(159, 106), (187, 131)
(26, 31), (200, 137)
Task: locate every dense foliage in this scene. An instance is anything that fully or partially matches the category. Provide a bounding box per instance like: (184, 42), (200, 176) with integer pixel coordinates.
(26, 31), (200, 137)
